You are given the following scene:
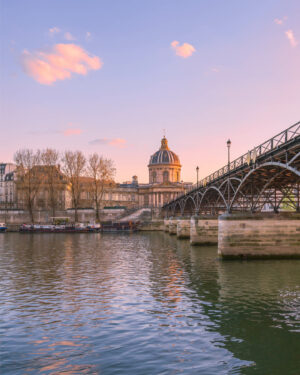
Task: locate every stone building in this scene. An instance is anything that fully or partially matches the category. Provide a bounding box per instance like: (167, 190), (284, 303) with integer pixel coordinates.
(0, 136), (192, 212)
(16, 165), (70, 211)
(137, 136), (192, 208)
(0, 163), (16, 208)
(75, 136), (192, 209)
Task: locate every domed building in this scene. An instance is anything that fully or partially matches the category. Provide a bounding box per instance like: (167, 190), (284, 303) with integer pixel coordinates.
(0, 137), (193, 214)
(136, 136), (192, 208)
(148, 136), (181, 184)
(72, 136), (192, 210)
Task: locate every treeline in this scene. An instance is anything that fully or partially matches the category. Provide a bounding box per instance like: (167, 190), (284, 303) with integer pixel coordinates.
(14, 148), (115, 223)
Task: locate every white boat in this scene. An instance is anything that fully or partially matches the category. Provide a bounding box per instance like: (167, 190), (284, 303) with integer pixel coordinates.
(0, 223), (7, 232)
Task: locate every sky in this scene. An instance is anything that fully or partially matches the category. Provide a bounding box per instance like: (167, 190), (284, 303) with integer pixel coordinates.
(0, 0), (299, 183)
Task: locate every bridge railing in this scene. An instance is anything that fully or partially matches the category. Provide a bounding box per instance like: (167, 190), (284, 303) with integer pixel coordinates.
(197, 121), (300, 189)
(169, 121), (300, 204)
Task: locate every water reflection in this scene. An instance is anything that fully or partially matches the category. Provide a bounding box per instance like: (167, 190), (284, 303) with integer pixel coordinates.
(0, 233), (300, 374)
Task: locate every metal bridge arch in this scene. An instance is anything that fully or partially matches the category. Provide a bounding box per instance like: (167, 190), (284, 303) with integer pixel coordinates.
(181, 195), (197, 215)
(229, 161), (300, 211)
(162, 121), (300, 216)
(198, 185), (228, 212)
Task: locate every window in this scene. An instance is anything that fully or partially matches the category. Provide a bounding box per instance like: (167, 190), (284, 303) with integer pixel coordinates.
(152, 172), (157, 183)
(163, 171), (169, 183)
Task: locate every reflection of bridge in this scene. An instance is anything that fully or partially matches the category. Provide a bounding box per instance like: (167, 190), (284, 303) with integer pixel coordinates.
(163, 121), (300, 216)
(162, 122), (300, 259)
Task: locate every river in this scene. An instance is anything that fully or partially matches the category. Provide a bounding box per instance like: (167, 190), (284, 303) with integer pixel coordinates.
(1, 232), (300, 374)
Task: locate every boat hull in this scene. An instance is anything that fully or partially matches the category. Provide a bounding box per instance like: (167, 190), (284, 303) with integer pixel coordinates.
(19, 229), (101, 233)
(19, 224), (101, 233)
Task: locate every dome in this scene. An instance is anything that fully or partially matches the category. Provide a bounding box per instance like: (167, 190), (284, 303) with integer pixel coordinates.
(149, 137), (181, 166)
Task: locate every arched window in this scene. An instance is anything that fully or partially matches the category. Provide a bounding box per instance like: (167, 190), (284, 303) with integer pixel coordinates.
(152, 171), (157, 183)
(163, 171), (169, 183)
(176, 171), (180, 182)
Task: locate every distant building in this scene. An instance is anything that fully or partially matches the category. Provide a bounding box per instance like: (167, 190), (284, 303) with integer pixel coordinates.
(137, 136), (192, 207)
(0, 163), (16, 208)
(73, 136), (192, 210)
(0, 136), (192, 211)
(15, 165), (70, 211)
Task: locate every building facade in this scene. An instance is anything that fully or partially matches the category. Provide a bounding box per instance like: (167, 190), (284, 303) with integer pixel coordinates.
(0, 163), (16, 208)
(0, 136), (192, 212)
(137, 136), (191, 207)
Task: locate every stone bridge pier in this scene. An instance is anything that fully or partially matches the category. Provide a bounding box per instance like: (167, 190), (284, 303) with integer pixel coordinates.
(163, 218), (170, 232)
(190, 215), (218, 246)
(176, 217), (191, 239)
(168, 217), (178, 235)
(218, 212), (300, 259)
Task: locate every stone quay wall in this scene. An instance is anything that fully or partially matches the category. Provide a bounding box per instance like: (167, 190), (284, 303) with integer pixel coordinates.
(140, 220), (165, 231)
(0, 208), (125, 230)
(168, 218), (178, 235)
(176, 218), (191, 239)
(164, 219), (170, 232)
(190, 215), (218, 246)
(218, 212), (300, 259)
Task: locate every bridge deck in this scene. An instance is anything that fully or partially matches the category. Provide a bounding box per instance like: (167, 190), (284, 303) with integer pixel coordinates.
(163, 121), (300, 215)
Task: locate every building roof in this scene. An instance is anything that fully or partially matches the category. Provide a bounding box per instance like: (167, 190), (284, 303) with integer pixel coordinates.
(149, 137), (181, 166)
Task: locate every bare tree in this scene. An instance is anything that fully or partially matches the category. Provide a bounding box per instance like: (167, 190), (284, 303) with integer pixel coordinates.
(41, 148), (61, 217)
(62, 150), (86, 222)
(14, 149), (42, 223)
(87, 153), (115, 222)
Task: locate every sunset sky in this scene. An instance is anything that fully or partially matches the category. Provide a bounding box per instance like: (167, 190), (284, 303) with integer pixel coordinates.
(1, 0), (299, 183)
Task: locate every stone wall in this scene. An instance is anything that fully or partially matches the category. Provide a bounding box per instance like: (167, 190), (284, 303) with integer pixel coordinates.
(164, 219), (169, 232)
(140, 220), (165, 231)
(168, 218), (178, 235)
(0, 208), (125, 226)
(190, 215), (218, 246)
(218, 212), (300, 258)
(176, 218), (190, 239)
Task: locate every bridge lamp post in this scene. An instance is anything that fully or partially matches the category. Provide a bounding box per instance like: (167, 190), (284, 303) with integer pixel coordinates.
(227, 139), (231, 212)
(196, 166), (199, 188)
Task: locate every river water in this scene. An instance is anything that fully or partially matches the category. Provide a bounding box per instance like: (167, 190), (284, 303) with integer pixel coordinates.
(0, 232), (300, 375)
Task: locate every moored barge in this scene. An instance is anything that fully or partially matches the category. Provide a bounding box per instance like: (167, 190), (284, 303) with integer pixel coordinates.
(19, 223), (101, 233)
(0, 223), (7, 233)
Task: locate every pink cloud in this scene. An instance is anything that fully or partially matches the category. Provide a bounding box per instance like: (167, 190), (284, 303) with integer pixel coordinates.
(89, 138), (126, 148)
(171, 40), (196, 58)
(274, 16), (287, 25)
(49, 26), (60, 35)
(22, 43), (103, 85)
(64, 32), (75, 41)
(63, 128), (83, 136)
(109, 138), (126, 147)
(285, 30), (298, 47)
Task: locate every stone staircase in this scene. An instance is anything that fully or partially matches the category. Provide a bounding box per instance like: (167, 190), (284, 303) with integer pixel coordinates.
(118, 208), (152, 222)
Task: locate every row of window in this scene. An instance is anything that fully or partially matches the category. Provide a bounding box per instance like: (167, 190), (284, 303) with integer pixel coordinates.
(151, 171), (180, 183)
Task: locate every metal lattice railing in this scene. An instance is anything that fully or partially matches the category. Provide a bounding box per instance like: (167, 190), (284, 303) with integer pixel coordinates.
(174, 121), (300, 201)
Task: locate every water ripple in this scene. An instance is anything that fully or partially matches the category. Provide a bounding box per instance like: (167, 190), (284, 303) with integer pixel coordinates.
(0, 233), (300, 374)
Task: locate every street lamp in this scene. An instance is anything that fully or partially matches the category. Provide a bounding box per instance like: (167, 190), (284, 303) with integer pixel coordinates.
(196, 166), (199, 188)
(227, 139), (231, 211)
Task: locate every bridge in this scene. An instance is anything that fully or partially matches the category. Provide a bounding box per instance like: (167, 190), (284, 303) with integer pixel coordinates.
(161, 122), (300, 259)
(163, 121), (300, 216)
